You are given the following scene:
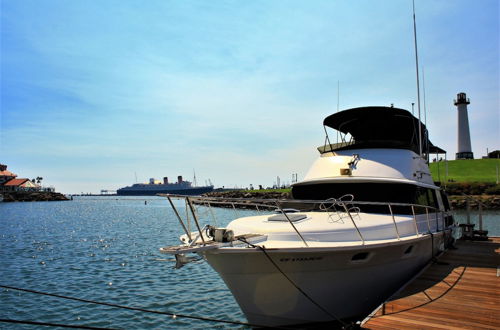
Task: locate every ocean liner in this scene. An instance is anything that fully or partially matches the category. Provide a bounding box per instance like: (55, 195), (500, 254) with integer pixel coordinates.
(117, 175), (213, 196)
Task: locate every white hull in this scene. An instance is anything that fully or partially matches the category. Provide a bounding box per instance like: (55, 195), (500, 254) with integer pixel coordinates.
(203, 232), (446, 327)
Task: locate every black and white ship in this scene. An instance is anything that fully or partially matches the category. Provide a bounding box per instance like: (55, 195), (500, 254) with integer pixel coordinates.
(117, 176), (213, 196)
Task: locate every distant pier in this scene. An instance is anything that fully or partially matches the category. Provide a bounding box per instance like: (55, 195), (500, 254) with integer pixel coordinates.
(362, 237), (499, 329)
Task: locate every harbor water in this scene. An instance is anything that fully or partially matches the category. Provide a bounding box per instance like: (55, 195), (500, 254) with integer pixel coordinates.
(0, 197), (248, 329)
(1, 197), (498, 329)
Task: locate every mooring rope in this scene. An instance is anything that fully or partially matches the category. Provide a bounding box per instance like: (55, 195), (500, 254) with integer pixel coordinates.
(0, 284), (292, 329)
(0, 318), (119, 330)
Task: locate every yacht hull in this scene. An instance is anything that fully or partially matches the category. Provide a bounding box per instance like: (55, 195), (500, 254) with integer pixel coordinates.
(203, 232), (446, 327)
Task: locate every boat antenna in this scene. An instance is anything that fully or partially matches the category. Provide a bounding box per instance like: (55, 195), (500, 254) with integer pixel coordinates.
(134, 172), (138, 183)
(422, 66), (430, 162)
(336, 80), (340, 143)
(193, 169), (197, 187)
(412, 0), (423, 157)
(422, 67), (427, 127)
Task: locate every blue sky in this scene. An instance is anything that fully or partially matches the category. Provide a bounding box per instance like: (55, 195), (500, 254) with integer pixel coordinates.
(1, 0), (498, 193)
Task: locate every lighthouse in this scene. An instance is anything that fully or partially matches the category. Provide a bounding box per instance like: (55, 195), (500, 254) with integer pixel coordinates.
(454, 92), (474, 159)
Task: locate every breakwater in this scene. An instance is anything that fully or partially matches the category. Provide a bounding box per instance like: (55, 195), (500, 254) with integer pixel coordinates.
(203, 190), (500, 210)
(200, 190), (290, 209)
(1, 191), (69, 202)
(204, 190), (289, 199)
(449, 195), (500, 210)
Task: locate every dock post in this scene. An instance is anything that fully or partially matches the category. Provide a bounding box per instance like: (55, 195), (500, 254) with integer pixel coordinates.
(478, 203), (483, 231)
(466, 198), (471, 224)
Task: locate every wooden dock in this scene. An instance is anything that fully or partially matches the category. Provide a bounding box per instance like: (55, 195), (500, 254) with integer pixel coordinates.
(362, 237), (499, 329)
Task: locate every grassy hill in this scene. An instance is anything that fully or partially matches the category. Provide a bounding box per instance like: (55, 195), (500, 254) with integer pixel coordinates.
(429, 158), (499, 183)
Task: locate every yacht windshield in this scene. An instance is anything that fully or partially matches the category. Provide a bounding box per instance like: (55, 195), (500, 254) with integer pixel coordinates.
(291, 182), (438, 214)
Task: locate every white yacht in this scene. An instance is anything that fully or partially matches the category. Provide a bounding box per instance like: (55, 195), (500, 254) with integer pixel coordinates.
(160, 106), (456, 327)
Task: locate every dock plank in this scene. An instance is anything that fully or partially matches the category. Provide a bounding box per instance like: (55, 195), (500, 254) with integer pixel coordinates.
(363, 237), (500, 329)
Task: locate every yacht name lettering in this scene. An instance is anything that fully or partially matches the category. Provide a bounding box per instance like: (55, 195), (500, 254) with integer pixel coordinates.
(279, 256), (323, 262)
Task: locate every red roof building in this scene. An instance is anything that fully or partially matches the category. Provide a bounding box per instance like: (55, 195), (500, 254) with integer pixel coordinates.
(4, 178), (30, 186)
(2, 178), (40, 192)
(0, 169), (16, 176)
(0, 164), (18, 185)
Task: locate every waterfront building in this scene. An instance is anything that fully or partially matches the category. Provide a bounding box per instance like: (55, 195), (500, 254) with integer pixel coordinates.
(0, 164), (17, 185)
(0, 164), (41, 192)
(2, 178), (40, 192)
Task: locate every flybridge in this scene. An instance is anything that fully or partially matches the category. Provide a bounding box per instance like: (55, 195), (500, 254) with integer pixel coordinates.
(319, 106), (445, 155)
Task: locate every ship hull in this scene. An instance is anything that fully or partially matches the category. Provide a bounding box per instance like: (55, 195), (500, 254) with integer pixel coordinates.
(116, 186), (213, 196)
(203, 232), (446, 327)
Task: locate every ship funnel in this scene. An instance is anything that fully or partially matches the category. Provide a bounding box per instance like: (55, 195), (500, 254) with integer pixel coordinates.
(177, 176), (183, 184)
(163, 177), (168, 184)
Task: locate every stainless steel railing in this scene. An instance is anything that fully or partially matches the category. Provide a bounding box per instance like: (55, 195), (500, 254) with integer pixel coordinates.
(161, 194), (445, 247)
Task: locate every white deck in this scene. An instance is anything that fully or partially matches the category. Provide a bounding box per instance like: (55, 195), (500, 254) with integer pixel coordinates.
(222, 211), (438, 249)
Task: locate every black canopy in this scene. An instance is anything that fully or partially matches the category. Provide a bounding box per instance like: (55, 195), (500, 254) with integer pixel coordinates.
(322, 106), (445, 154)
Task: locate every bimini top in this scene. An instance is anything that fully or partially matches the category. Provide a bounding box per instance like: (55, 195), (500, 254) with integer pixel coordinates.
(321, 106), (445, 154)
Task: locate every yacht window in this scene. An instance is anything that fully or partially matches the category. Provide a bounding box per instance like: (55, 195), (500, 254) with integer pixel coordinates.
(415, 188), (428, 207)
(404, 245), (414, 254)
(414, 187), (439, 214)
(427, 190), (436, 208)
(273, 208), (300, 214)
(267, 214), (307, 222)
(351, 252), (370, 261)
(291, 183), (439, 215)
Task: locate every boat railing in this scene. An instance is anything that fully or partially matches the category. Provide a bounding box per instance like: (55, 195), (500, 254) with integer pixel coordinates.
(160, 194), (445, 247)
